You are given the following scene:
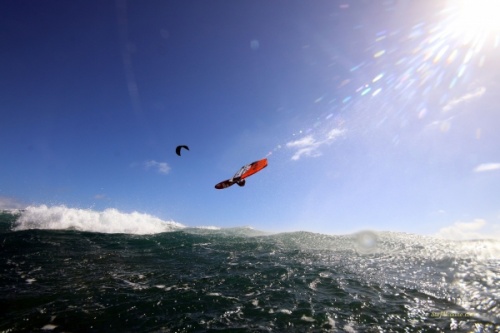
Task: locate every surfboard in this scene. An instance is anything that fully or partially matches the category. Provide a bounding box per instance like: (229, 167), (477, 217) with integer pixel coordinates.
(214, 179), (236, 189)
(215, 158), (268, 190)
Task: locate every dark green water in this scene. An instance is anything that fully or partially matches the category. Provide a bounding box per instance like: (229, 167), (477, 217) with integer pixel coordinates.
(1, 210), (499, 332)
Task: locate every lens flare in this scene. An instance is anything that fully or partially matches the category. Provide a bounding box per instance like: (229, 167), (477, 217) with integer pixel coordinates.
(443, 0), (500, 50)
(454, 0), (500, 33)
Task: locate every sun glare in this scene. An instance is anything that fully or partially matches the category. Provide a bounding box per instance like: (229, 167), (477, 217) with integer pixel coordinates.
(452, 0), (500, 34)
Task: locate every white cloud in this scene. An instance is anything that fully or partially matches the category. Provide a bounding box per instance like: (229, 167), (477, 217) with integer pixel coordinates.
(286, 135), (321, 160)
(326, 128), (345, 140)
(473, 163), (500, 172)
(435, 219), (500, 240)
(286, 135), (316, 148)
(286, 128), (346, 161)
(144, 160), (170, 175)
(290, 146), (321, 161)
(426, 87), (486, 133)
(442, 86), (486, 112)
(0, 196), (26, 210)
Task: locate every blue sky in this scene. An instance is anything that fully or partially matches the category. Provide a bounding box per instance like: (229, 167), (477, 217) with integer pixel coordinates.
(1, 0), (500, 238)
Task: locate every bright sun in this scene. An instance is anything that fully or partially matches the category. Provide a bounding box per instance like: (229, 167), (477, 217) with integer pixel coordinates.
(453, 0), (500, 32)
(441, 0), (500, 48)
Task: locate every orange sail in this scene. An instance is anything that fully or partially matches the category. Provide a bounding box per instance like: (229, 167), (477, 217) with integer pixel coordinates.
(240, 158), (268, 180)
(215, 158), (268, 189)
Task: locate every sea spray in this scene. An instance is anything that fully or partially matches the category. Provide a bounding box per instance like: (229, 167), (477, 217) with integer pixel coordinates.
(13, 205), (185, 234)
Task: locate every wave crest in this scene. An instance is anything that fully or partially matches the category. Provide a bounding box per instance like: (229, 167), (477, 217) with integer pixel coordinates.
(13, 205), (185, 235)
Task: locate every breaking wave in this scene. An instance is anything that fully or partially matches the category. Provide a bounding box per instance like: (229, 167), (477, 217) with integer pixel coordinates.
(12, 205), (185, 234)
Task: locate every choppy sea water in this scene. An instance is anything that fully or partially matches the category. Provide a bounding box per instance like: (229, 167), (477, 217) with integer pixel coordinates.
(1, 206), (499, 332)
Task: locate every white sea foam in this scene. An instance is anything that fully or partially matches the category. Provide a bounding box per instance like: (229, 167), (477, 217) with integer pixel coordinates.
(13, 205), (185, 235)
(41, 324), (57, 331)
(194, 226), (221, 230)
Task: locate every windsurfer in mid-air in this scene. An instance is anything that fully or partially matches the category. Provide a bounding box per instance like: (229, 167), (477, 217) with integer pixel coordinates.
(215, 158), (267, 189)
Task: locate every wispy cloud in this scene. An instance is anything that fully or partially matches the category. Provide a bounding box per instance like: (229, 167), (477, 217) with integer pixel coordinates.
(286, 128), (346, 161)
(144, 160), (170, 175)
(442, 86), (486, 112)
(425, 87), (486, 133)
(0, 196), (26, 210)
(435, 219), (500, 240)
(473, 163), (500, 173)
(287, 135), (320, 160)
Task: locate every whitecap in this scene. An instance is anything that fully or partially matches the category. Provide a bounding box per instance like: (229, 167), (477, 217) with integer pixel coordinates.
(41, 324), (57, 330)
(13, 205), (185, 235)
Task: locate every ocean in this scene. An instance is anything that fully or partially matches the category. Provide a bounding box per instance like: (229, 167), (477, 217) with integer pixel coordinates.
(1, 206), (499, 332)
